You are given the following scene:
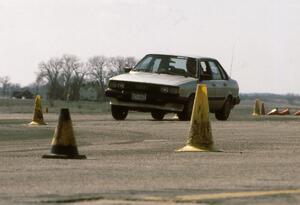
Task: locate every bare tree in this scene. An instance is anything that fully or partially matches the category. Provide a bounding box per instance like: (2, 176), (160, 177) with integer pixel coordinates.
(61, 54), (80, 101)
(125, 56), (137, 68)
(70, 63), (88, 101)
(106, 56), (138, 84)
(34, 72), (46, 96)
(110, 56), (127, 74)
(87, 56), (108, 101)
(0, 76), (11, 96)
(35, 54), (137, 101)
(110, 56), (137, 75)
(9, 83), (21, 97)
(37, 57), (63, 100)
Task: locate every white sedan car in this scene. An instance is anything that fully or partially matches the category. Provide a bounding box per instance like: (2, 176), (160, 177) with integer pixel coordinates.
(105, 54), (240, 121)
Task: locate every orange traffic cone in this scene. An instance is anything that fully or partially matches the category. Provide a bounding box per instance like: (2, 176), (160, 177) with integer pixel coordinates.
(176, 84), (221, 152)
(279, 108), (290, 115)
(260, 103), (266, 115)
(267, 108), (279, 115)
(252, 99), (261, 116)
(42, 108), (86, 159)
(294, 110), (300, 116)
(29, 95), (46, 125)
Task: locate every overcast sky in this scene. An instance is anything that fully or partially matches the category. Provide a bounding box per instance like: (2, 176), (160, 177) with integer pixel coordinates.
(0, 0), (300, 94)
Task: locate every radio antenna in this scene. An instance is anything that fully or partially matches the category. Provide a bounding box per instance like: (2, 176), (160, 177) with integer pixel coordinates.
(229, 40), (237, 78)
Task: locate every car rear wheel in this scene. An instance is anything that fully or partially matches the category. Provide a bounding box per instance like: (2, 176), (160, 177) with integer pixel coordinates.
(215, 98), (232, 121)
(178, 95), (194, 121)
(151, 111), (165, 120)
(111, 105), (128, 120)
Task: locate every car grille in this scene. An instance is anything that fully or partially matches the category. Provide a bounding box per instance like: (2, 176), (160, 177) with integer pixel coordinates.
(124, 82), (160, 93)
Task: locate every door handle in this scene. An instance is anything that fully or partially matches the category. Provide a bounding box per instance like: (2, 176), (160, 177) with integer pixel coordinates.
(223, 83), (228, 87)
(212, 83), (216, 86)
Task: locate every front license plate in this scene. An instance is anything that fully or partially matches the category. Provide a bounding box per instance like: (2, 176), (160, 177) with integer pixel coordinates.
(131, 93), (147, 101)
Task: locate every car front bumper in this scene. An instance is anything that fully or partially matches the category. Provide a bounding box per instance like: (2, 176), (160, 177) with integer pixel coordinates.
(105, 88), (187, 112)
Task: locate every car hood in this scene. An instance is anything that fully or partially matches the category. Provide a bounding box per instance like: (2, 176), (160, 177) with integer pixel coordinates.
(110, 71), (197, 86)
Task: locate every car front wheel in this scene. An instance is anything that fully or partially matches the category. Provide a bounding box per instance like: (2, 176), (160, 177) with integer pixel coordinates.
(111, 105), (128, 120)
(215, 98), (232, 121)
(151, 111), (165, 120)
(178, 95), (194, 121)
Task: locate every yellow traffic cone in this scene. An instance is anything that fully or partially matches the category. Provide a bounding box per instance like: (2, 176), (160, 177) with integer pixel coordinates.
(294, 110), (300, 116)
(176, 84), (221, 152)
(260, 102), (266, 115)
(29, 95), (46, 125)
(252, 99), (261, 116)
(42, 108), (86, 159)
(267, 108), (279, 115)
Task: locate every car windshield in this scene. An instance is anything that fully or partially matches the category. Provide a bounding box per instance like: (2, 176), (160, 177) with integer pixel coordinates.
(133, 55), (197, 77)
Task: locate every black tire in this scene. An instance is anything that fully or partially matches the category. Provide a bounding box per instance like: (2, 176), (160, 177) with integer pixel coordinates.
(151, 111), (165, 120)
(178, 95), (194, 121)
(215, 98), (232, 121)
(111, 105), (128, 120)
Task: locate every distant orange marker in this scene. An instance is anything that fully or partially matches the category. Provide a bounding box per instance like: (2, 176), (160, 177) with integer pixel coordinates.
(278, 108), (290, 115)
(294, 110), (300, 116)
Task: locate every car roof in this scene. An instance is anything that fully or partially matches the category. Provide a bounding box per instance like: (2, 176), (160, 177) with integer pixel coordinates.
(146, 53), (217, 61)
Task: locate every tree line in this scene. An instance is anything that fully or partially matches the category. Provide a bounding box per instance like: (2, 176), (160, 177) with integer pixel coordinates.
(0, 54), (137, 101)
(0, 76), (24, 98)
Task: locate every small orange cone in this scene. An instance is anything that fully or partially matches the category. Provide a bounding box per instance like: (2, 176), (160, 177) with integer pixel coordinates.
(278, 108), (290, 115)
(176, 84), (221, 152)
(29, 95), (46, 125)
(42, 108), (86, 159)
(294, 110), (300, 116)
(260, 103), (266, 115)
(252, 99), (261, 116)
(267, 108), (279, 115)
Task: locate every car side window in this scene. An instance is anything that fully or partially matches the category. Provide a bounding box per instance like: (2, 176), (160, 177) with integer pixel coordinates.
(216, 62), (229, 80)
(200, 61), (207, 72)
(199, 61), (212, 80)
(208, 61), (223, 80)
(152, 59), (162, 72)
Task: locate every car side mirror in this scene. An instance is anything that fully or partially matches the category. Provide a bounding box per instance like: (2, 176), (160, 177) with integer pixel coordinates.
(200, 74), (212, 80)
(124, 67), (132, 73)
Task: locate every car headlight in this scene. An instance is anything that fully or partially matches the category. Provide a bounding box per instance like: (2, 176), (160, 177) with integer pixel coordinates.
(160, 87), (169, 94)
(109, 81), (125, 89)
(117, 82), (125, 89)
(168, 87), (179, 95)
(160, 86), (179, 94)
(109, 81), (117, 89)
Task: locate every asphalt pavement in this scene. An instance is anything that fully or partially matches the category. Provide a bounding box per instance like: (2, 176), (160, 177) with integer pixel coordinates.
(0, 113), (300, 205)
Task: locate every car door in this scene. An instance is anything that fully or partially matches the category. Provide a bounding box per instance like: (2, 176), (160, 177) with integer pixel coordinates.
(207, 60), (228, 110)
(198, 60), (218, 110)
